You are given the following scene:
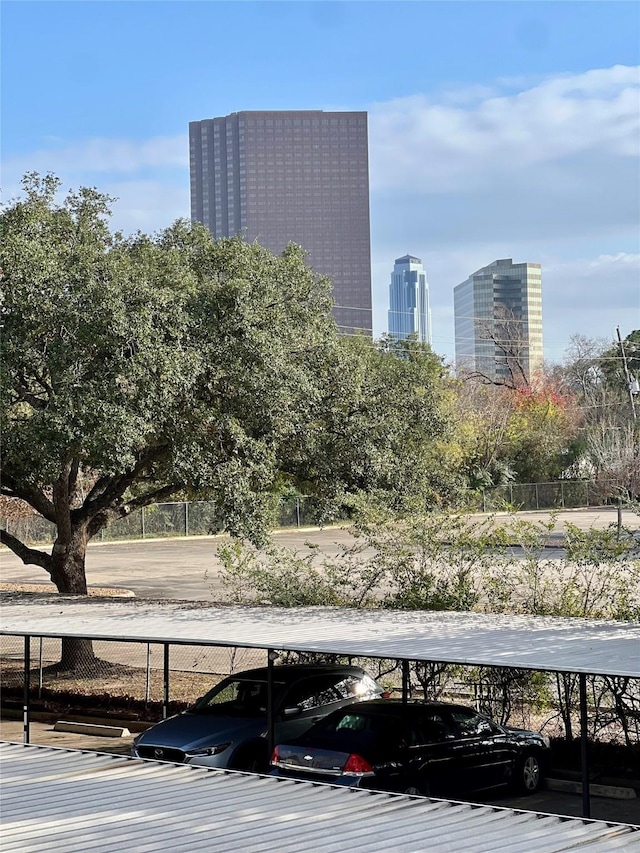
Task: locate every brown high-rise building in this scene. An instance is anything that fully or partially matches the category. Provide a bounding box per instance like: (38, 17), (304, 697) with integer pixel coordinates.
(189, 110), (372, 334)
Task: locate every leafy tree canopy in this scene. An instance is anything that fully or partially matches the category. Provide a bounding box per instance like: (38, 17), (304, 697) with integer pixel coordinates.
(0, 173), (458, 601)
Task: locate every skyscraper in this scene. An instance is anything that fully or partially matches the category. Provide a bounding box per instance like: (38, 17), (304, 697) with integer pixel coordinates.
(388, 254), (432, 344)
(189, 110), (372, 335)
(454, 258), (543, 384)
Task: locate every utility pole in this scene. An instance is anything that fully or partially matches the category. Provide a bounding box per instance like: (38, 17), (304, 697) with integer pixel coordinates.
(614, 327), (638, 537)
(617, 326), (637, 421)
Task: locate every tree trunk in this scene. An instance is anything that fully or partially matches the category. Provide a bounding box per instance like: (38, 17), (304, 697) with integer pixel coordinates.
(50, 523), (99, 672)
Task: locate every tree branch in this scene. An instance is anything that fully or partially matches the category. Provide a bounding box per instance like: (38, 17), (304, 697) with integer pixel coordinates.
(122, 483), (183, 512)
(84, 474), (114, 502)
(53, 463), (72, 542)
(0, 472), (56, 522)
(0, 528), (51, 572)
(79, 444), (173, 520)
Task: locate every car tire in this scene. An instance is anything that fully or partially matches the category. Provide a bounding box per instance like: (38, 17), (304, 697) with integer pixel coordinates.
(518, 752), (543, 794)
(230, 745), (268, 774)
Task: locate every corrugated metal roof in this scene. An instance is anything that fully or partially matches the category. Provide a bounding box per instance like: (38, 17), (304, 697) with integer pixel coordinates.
(1, 742), (638, 853)
(1, 598), (639, 677)
(0, 597), (640, 678)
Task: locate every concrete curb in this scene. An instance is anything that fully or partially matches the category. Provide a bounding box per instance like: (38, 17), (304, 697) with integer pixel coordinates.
(53, 720), (131, 738)
(547, 778), (637, 800)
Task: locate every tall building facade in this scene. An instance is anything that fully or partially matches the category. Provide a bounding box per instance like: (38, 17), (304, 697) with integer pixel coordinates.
(189, 110), (372, 335)
(454, 258), (543, 384)
(388, 254), (432, 344)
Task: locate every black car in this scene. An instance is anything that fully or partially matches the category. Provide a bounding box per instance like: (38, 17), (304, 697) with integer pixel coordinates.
(270, 699), (550, 797)
(132, 664), (382, 772)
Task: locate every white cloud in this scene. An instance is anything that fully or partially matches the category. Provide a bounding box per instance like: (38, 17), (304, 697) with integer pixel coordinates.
(3, 134), (188, 185)
(2, 136), (190, 234)
(2, 65), (637, 364)
(367, 66), (639, 360)
(369, 65), (640, 193)
(101, 180), (190, 235)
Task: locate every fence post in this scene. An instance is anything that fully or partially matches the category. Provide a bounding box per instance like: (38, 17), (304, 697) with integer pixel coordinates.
(141, 506), (146, 539)
(38, 638), (44, 699)
(296, 498), (300, 528)
(23, 636), (31, 744)
(579, 674), (591, 818)
(185, 502), (189, 537)
(162, 643), (170, 719)
(560, 481), (565, 508)
(145, 643), (151, 704)
(535, 483), (539, 510)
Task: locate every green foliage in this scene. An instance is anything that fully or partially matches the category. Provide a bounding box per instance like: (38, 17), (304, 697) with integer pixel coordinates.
(601, 329), (640, 393)
(482, 518), (640, 619)
(467, 667), (551, 726)
(0, 173), (459, 598)
(301, 335), (464, 512)
(218, 540), (344, 607)
(220, 509), (640, 624)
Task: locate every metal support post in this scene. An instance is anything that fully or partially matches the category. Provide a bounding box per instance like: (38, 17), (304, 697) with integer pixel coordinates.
(38, 637), (44, 699)
(162, 643), (170, 719)
(579, 673), (591, 818)
(402, 660), (410, 703)
(267, 650), (277, 760)
(23, 636), (31, 744)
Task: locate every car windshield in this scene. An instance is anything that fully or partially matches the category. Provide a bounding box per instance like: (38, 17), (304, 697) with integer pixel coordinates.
(192, 678), (286, 716)
(315, 710), (390, 736)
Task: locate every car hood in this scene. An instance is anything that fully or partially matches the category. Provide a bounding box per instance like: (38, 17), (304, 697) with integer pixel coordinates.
(503, 725), (548, 746)
(136, 712), (265, 751)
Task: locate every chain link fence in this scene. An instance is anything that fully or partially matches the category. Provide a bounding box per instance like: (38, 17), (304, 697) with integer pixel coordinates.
(2, 633), (637, 746)
(1, 483), (603, 546)
(1, 496), (322, 546)
(0, 634), (266, 712)
(474, 480), (602, 512)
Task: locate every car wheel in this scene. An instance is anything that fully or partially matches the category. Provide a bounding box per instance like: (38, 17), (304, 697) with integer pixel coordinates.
(518, 753), (542, 794)
(231, 746), (267, 774)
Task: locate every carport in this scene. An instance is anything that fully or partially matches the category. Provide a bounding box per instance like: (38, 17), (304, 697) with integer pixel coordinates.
(1, 598), (639, 822)
(2, 741), (639, 852)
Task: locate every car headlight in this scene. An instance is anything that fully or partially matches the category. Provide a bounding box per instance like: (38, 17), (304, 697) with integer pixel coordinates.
(185, 742), (231, 757)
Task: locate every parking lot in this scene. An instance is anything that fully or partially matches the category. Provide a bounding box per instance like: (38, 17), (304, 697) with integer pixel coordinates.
(2, 507), (639, 829)
(1, 706), (638, 826)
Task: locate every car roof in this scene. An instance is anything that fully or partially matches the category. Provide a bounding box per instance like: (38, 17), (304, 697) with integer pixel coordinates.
(223, 664), (368, 684)
(332, 699), (471, 718)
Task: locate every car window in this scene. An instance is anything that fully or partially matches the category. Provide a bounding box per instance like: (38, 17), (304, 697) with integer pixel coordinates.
(316, 710), (395, 742)
(281, 675), (343, 711)
(333, 673), (379, 700)
(194, 677), (283, 715)
(407, 718), (451, 745)
(449, 708), (498, 737)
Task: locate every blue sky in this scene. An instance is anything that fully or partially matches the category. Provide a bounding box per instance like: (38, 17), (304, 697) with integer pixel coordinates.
(2, 0), (639, 363)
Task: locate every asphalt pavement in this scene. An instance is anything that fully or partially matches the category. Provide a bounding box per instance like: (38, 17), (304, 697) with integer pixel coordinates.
(1, 506), (636, 601)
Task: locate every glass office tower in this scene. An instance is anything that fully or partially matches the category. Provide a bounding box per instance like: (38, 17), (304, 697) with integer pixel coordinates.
(388, 254), (431, 344)
(454, 258), (543, 383)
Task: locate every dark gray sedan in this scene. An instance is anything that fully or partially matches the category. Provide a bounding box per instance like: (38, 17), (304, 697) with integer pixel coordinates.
(270, 699), (551, 797)
(132, 664), (382, 772)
